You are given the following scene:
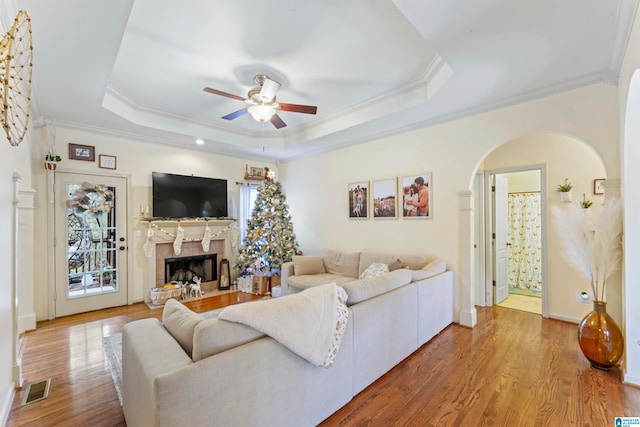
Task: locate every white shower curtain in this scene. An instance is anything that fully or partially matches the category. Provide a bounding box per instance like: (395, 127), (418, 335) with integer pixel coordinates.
(507, 192), (542, 291)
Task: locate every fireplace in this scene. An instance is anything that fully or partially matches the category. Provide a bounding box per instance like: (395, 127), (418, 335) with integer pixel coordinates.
(154, 240), (225, 294)
(165, 254), (217, 284)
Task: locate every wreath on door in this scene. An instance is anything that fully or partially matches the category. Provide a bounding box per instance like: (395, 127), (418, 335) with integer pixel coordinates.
(66, 182), (114, 215)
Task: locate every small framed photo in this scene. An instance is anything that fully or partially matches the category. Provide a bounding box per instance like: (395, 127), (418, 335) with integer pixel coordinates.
(250, 167), (264, 178)
(348, 181), (368, 219)
(68, 143), (95, 161)
(593, 178), (605, 195)
(401, 173), (432, 218)
(99, 154), (117, 170)
(372, 178), (397, 219)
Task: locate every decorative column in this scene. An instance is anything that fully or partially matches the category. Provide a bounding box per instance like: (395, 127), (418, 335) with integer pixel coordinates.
(12, 172), (23, 388)
(459, 190), (477, 327)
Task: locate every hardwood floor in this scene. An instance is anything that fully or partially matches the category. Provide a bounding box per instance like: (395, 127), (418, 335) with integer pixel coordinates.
(7, 299), (640, 426)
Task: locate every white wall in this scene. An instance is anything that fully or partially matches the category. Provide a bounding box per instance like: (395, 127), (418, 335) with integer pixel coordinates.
(0, 132), (33, 423)
(30, 126), (276, 320)
(483, 133), (608, 322)
(280, 83), (618, 323)
(617, 4), (640, 387)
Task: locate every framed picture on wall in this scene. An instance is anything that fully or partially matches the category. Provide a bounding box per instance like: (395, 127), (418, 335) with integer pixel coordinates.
(593, 178), (605, 195)
(372, 178), (397, 219)
(401, 173), (432, 218)
(348, 181), (368, 219)
(68, 143), (95, 161)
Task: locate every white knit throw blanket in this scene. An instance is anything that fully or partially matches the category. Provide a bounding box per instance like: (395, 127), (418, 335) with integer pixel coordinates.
(219, 283), (349, 368)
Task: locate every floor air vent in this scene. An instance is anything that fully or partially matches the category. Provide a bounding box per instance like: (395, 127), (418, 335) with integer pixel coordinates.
(21, 378), (51, 405)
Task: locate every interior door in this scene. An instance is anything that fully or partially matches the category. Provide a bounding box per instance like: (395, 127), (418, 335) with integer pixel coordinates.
(493, 174), (509, 304)
(54, 172), (128, 317)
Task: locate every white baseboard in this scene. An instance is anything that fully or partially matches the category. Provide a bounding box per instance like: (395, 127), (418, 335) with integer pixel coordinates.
(624, 372), (640, 387)
(18, 312), (36, 333)
(547, 313), (580, 324)
(1, 384), (16, 427)
(459, 308), (477, 327)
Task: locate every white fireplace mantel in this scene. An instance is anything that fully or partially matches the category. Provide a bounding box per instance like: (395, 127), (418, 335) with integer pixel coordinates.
(142, 219), (238, 300)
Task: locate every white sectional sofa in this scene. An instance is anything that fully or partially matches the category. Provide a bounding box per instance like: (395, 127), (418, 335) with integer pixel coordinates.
(122, 249), (454, 427)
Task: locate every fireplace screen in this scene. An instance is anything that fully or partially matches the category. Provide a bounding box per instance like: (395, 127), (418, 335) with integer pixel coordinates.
(165, 254), (217, 284)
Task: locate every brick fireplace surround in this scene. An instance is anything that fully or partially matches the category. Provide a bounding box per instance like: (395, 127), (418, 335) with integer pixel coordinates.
(144, 220), (236, 301)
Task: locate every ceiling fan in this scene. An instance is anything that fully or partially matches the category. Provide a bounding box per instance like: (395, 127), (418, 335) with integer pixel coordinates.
(203, 74), (317, 129)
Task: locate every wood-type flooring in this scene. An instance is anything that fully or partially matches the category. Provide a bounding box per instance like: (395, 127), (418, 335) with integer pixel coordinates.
(7, 294), (640, 426)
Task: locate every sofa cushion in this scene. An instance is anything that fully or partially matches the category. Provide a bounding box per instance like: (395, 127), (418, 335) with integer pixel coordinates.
(410, 259), (447, 281)
(358, 253), (398, 277)
(288, 273), (355, 291)
(322, 249), (360, 278)
(191, 317), (265, 362)
(292, 256), (326, 276)
(359, 262), (389, 279)
(162, 299), (204, 357)
(342, 269), (412, 305)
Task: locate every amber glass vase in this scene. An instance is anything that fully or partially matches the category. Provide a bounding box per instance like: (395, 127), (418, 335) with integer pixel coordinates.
(577, 300), (624, 370)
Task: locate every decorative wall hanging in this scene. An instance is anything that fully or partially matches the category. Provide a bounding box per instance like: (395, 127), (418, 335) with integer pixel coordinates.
(69, 143), (95, 161)
(0, 10), (33, 146)
(99, 154), (117, 169)
(401, 173), (432, 218)
(372, 178), (397, 219)
(244, 164), (265, 180)
(593, 178), (605, 195)
(348, 181), (368, 219)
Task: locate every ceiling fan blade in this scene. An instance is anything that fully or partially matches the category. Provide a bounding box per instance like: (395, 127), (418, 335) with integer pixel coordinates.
(270, 114), (287, 129)
(277, 102), (317, 115)
(222, 108), (249, 120)
(259, 77), (281, 102)
(203, 87), (247, 102)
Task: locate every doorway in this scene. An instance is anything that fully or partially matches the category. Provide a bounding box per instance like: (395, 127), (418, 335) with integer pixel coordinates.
(481, 166), (548, 317)
(54, 172), (128, 317)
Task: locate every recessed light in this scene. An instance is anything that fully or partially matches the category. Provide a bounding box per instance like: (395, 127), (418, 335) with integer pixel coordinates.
(195, 138), (204, 145)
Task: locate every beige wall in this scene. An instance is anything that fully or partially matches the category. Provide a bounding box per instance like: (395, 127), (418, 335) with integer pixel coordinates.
(483, 133), (608, 322)
(505, 170), (541, 193)
(280, 83), (618, 323)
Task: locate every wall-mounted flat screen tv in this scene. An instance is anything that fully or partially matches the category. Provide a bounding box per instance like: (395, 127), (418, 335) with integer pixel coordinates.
(152, 172), (228, 218)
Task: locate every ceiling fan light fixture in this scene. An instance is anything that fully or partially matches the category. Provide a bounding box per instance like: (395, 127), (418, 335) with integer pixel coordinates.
(248, 104), (276, 122)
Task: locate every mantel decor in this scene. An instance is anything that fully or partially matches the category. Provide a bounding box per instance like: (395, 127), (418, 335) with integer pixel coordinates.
(219, 258), (230, 290)
(244, 164), (265, 180)
(553, 199), (624, 370)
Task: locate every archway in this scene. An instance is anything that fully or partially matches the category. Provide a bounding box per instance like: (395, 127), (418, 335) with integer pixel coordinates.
(467, 132), (609, 324)
(621, 69), (640, 385)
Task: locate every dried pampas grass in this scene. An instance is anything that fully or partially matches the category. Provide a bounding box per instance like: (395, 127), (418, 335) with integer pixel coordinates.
(552, 199), (622, 301)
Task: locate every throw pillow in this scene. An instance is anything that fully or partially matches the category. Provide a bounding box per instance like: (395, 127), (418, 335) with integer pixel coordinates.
(293, 256), (326, 276)
(358, 262), (389, 279)
(388, 259), (407, 271)
(162, 298), (204, 357)
(410, 259), (447, 281)
(321, 249), (360, 278)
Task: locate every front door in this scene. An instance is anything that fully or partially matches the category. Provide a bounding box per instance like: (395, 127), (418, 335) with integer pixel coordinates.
(54, 172), (128, 317)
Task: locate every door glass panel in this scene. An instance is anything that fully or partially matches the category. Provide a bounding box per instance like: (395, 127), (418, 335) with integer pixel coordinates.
(66, 182), (117, 298)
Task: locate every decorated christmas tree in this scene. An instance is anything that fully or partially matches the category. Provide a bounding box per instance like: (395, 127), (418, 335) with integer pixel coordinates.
(235, 170), (301, 275)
